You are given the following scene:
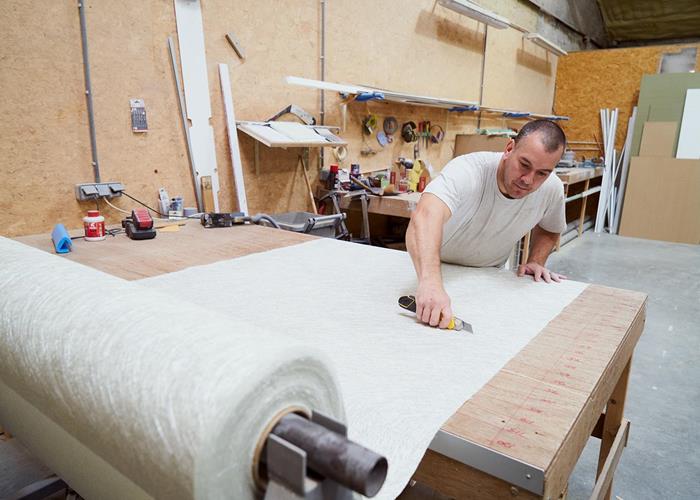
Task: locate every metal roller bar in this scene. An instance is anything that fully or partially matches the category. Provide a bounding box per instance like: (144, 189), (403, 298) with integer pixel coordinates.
(269, 413), (388, 497)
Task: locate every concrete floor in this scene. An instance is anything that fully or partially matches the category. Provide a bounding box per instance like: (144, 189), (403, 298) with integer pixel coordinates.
(547, 233), (700, 500)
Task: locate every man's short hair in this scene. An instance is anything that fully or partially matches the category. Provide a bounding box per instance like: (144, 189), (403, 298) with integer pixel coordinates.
(514, 119), (566, 153)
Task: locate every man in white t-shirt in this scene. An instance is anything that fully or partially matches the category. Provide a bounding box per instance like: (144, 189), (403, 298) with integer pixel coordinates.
(406, 119), (568, 328)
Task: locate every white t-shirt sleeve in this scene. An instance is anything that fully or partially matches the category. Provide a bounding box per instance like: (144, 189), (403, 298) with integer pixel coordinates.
(537, 177), (566, 233)
(423, 155), (477, 216)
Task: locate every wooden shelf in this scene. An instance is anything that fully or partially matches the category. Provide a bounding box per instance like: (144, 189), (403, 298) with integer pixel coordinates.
(236, 120), (347, 148)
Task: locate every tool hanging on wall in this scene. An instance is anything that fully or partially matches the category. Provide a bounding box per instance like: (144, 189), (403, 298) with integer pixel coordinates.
(267, 104), (316, 126)
(401, 121), (418, 143)
(376, 130), (390, 147)
(375, 116), (398, 148)
(361, 115), (379, 156)
(383, 116), (398, 137)
(430, 124), (445, 144)
(362, 115), (378, 135)
(332, 145), (348, 163)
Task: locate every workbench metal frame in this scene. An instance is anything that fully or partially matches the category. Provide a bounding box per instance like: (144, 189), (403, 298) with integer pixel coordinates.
(15, 224), (646, 500)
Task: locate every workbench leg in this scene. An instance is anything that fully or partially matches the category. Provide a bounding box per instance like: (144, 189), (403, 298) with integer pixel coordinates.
(556, 185), (569, 252)
(596, 358), (631, 500)
(521, 230), (531, 265)
(578, 179), (590, 236)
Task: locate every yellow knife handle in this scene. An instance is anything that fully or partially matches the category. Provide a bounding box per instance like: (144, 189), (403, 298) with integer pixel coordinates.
(447, 317), (455, 329)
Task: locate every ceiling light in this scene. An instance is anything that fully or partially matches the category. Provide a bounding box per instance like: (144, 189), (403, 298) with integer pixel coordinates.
(523, 33), (568, 57)
(437, 0), (511, 30)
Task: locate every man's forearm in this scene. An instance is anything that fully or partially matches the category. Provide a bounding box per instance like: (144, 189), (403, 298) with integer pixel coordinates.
(527, 225), (559, 266)
(406, 211), (444, 284)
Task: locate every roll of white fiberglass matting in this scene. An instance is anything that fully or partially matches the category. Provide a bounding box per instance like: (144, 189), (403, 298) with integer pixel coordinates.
(144, 237), (589, 500)
(0, 236), (343, 500)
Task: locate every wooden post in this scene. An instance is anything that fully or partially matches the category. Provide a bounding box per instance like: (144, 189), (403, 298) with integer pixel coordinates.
(201, 176), (215, 213)
(596, 358), (632, 500)
(579, 179), (590, 236)
(521, 230), (531, 265)
(299, 152), (318, 215)
(556, 184), (569, 251)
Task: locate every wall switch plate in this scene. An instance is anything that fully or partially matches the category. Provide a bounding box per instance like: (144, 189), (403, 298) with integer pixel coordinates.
(75, 182), (124, 201)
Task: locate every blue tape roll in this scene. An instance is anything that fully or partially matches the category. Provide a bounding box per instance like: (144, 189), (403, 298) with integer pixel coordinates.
(51, 224), (72, 254)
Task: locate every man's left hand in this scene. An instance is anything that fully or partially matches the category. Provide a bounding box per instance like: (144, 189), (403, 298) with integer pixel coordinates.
(518, 262), (567, 283)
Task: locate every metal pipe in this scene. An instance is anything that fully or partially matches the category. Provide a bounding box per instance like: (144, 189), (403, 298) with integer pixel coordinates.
(77, 0), (101, 183)
(271, 413), (388, 497)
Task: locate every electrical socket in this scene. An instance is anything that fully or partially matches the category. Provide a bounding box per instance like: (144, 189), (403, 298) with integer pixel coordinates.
(75, 182), (125, 201)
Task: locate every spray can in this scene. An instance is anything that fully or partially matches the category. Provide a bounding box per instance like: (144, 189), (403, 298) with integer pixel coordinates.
(83, 210), (106, 241)
(326, 164), (339, 190)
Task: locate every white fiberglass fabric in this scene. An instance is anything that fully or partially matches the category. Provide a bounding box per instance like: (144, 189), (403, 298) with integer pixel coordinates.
(143, 237), (588, 499)
(0, 236), (343, 500)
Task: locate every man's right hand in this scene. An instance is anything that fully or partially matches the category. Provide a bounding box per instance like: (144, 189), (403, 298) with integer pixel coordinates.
(415, 280), (453, 329)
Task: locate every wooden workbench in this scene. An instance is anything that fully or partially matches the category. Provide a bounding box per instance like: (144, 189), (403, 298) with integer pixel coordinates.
(327, 167), (603, 223)
(556, 166), (604, 186)
(338, 191), (422, 219)
(17, 223), (646, 500)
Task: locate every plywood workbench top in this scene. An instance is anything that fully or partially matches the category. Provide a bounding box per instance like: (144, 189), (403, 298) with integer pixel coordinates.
(556, 167), (604, 186)
(16, 222), (646, 499)
(17, 223), (315, 281)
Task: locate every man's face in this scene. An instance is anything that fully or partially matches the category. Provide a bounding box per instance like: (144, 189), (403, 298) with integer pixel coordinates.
(499, 133), (563, 199)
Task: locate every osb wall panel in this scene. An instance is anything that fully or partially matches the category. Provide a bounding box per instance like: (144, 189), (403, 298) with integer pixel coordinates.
(0, 0), (320, 237)
(554, 43), (700, 157)
(1, 0), (558, 237)
(322, 0), (484, 173)
(0, 2), (96, 237)
(322, 0), (554, 173)
(199, 0), (321, 216)
(482, 27), (558, 115)
(326, 0), (484, 101)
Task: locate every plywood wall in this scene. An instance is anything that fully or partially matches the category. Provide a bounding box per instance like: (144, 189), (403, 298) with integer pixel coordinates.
(554, 42), (700, 156)
(0, 0), (559, 237)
